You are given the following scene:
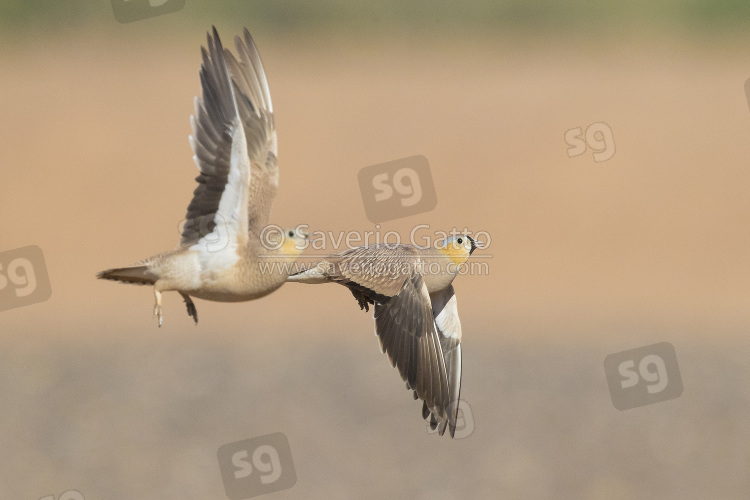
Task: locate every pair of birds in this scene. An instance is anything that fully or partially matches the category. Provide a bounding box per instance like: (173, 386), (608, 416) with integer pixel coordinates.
(98, 27), (481, 438)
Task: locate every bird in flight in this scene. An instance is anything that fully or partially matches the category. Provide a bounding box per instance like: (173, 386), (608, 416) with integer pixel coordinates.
(288, 235), (481, 437)
(98, 27), (307, 326)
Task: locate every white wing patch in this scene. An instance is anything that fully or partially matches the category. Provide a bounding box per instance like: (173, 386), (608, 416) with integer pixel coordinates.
(219, 119), (251, 239)
(433, 290), (462, 340)
(189, 119), (250, 271)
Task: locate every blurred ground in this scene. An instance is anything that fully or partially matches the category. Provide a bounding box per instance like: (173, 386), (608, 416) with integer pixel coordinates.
(3, 333), (750, 499)
(0, 22), (749, 500)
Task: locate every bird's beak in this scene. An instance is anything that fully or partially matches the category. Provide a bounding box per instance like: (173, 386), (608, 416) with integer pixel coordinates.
(469, 240), (484, 254)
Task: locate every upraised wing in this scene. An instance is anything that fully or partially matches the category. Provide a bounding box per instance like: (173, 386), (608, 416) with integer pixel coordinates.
(180, 27), (278, 251)
(224, 28), (279, 233)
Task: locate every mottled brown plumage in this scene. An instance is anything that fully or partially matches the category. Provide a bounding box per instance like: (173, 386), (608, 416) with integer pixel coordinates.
(289, 236), (480, 436)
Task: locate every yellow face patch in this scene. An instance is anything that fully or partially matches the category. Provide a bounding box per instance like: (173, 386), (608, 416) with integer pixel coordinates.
(282, 236), (304, 256)
(437, 244), (469, 266)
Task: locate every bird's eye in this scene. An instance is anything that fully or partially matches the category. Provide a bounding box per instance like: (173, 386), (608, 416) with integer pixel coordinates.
(457, 238), (463, 244)
(288, 231), (295, 238)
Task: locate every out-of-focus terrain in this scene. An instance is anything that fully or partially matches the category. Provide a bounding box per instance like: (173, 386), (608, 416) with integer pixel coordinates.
(0, 12), (749, 499)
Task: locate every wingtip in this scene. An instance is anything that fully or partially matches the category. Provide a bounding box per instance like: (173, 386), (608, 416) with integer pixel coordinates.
(207, 25), (224, 54)
(429, 413), (438, 431)
(437, 418), (448, 436)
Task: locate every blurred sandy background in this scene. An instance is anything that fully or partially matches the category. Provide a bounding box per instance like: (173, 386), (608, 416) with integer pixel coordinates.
(1, 2), (750, 499)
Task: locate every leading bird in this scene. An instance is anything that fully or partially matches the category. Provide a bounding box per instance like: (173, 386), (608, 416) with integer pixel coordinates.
(98, 27), (307, 325)
(288, 235), (481, 437)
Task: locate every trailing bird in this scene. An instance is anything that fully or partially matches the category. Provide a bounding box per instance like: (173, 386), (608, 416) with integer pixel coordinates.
(288, 235), (481, 437)
(98, 27), (307, 326)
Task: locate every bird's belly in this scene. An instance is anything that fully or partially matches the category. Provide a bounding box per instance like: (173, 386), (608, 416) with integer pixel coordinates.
(423, 271), (456, 294)
(157, 248), (288, 302)
(186, 282), (279, 302)
(185, 264), (286, 302)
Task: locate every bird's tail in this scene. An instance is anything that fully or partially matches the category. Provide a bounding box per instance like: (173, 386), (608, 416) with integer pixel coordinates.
(97, 265), (157, 285)
(285, 263), (330, 284)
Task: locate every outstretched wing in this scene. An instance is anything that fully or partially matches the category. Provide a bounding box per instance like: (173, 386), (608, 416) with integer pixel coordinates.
(373, 274), (456, 437)
(224, 28), (279, 233)
(180, 27), (278, 251)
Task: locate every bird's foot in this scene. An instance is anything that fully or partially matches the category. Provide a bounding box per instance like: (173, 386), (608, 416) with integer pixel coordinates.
(153, 289), (163, 327)
(350, 289), (371, 312)
(152, 303), (163, 327)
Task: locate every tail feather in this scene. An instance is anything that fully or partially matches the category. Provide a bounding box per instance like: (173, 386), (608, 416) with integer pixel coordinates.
(285, 265), (328, 284)
(97, 265), (157, 285)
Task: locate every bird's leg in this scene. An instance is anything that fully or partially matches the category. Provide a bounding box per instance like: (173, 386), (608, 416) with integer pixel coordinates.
(152, 288), (163, 327)
(180, 293), (198, 325)
(349, 289), (372, 312)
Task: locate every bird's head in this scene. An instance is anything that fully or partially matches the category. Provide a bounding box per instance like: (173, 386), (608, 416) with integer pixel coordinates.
(436, 234), (482, 265)
(278, 227), (309, 257)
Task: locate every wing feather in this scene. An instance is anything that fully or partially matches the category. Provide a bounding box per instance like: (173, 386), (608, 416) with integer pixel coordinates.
(330, 244), (420, 298)
(181, 27), (280, 250)
(373, 274), (453, 435)
(430, 285), (463, 437)
(181, 27), (249, 250)
(224, 30), (278, 232)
